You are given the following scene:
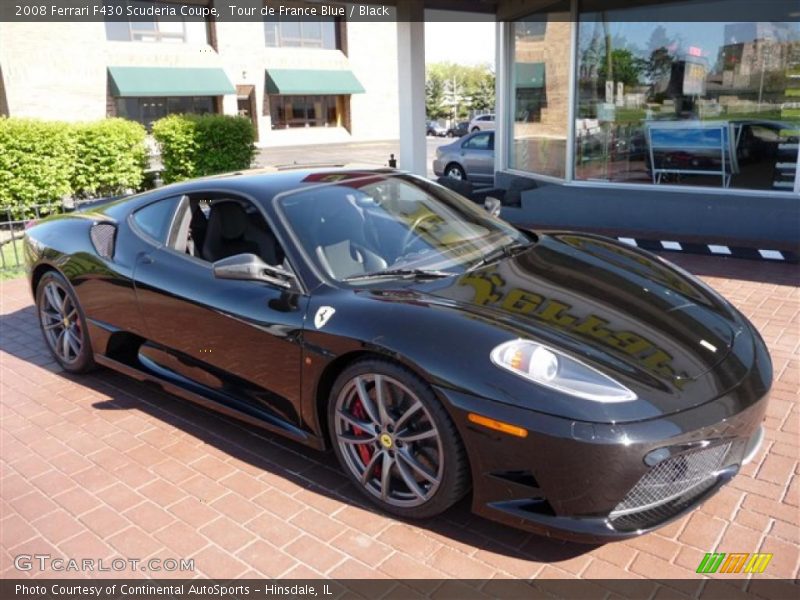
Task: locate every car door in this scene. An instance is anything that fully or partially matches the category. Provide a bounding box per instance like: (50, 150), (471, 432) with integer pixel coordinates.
(461, 132), (495, 184)
(130, 192), (307, 432)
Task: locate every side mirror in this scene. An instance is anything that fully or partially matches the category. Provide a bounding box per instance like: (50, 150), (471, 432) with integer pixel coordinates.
(212, 253), (295, 289)
(484, 196), (502, 217)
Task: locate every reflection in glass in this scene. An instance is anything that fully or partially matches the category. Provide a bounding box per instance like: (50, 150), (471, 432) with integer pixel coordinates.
(510, 5), (572, 178)
(268, 95), (342, 129)
(575, 8), (800, 191)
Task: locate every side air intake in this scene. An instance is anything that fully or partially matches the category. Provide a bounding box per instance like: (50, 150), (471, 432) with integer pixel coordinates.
(90, 222), (116, 259)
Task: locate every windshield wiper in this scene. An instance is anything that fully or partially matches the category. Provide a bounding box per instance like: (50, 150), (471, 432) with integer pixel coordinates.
(343, 268), (455, 283)
(467, 241), (532, 272)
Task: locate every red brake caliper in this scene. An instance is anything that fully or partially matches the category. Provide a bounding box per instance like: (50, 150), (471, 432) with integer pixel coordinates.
(351, 399), (375, 467)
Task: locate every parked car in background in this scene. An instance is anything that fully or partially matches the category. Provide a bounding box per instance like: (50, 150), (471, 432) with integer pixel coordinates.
(426, 121), (447, 137)
(469, 114), (495, 132)
(446, 121), (470, 138)
(433, 130), (495, 183)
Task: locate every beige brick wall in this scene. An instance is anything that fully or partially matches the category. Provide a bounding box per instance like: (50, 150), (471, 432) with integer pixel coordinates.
(0, 8), (399, 143)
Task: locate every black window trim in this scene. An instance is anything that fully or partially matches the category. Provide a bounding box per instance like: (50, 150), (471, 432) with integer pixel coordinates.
(129, 194), (183, 247)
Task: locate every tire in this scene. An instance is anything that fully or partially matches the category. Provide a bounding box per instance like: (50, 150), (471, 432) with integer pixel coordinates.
(471, 126), (480, 132)
(447, 131), (455, 138)
(444, 163), (466, 180)
(35, 270), (95, 374)
(328, 359), (470, 520)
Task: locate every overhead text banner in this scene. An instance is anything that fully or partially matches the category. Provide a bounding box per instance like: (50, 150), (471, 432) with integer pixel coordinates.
(1, 0), (799, 22)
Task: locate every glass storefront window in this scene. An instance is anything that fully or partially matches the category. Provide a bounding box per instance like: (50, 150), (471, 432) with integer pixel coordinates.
(268, 95), (342, 129)
(575, 6), (800, 191)
(115, 96), (215, 129)
(510, 3), (572, 178)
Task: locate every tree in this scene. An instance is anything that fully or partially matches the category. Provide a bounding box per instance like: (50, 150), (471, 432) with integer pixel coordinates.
(598, 48), (647, 88)
(426, 74), (447, 119)
(471, 72), (495, 111)
(426, 62), (495, 119)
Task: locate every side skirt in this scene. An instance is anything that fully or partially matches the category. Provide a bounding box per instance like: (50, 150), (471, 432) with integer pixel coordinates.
(93, 353), (326, 451)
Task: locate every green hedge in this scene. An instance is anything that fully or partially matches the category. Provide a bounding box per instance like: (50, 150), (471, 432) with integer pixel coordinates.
(71, 118), (147, 198)
(153, 114), (255, 183)
(0, 117), (148, 217)
(0, 118), (76, 215)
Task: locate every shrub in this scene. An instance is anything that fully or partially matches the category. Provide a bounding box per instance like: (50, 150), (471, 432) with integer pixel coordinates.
(0, 118), (76, 216)
(153, 114), (255, 183)
(0, 117), (149, 218)
(71, 118), (147, 198)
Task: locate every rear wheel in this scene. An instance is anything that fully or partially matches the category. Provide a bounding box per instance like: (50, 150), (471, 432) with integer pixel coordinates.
(444, 163), (466, 180)
(35, 271), (95, 373)
(328, 359), (469, 519)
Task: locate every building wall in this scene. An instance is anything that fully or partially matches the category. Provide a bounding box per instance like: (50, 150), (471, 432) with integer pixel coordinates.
(0, 8), (399, 144)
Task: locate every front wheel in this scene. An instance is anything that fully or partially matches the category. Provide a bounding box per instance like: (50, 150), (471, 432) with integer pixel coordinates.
(328, 359), (469, 519)
(35, 271), (95, 373)
(471, 126), (480, 132)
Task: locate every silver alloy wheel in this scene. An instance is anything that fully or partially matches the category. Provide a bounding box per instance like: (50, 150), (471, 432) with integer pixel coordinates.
(39, 281), (82, 365)
(334, 374), (444, 507)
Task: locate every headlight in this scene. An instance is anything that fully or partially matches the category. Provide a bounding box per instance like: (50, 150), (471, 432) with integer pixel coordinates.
(490, 339), (637, 403)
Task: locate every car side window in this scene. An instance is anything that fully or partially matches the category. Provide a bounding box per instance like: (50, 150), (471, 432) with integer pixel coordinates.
(167, 193), (286, 267)
(132, 196), (181, 244)
(463, 133), (491, 150)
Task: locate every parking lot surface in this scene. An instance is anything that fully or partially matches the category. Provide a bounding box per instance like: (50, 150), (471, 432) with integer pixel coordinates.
(0, 253), (797, 582)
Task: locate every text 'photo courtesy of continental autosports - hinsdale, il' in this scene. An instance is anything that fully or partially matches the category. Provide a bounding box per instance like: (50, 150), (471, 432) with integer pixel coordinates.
(24, 168), (772, 542)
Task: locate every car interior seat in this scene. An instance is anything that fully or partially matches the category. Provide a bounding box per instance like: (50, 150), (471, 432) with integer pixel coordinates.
(312, 196), (387, 279)
(202, 201), (282, 265)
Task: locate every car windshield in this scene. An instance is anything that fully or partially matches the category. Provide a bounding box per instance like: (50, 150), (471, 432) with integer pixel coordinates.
(277, 173), (531, 284)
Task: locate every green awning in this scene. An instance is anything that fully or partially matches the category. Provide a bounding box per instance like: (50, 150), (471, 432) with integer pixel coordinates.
(515, 63), (545, 89)
(108, 67), (235, 97)
(265, 68), (365, 95)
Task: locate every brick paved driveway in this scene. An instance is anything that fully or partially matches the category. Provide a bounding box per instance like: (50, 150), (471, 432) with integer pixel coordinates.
(1, 254), (797, 582)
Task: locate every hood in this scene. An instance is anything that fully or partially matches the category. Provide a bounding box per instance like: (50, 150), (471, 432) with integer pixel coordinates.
(418, 233), (743, 402)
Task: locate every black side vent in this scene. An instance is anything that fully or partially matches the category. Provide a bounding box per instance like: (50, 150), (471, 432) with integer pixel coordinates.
(491, 469), (540, 489)
(90, 222), (116, 259)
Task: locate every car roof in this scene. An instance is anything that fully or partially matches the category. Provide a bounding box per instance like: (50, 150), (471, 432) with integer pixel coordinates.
(142, 167), (399, 206)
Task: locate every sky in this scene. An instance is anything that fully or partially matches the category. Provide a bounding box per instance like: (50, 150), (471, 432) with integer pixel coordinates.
(423, 21), (496, 68)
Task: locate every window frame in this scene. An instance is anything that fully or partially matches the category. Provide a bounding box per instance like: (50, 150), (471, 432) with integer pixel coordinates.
(268, 94), (341, 129)
(105, 0), (211, 44)
(114, 96), (217, 128)
(264, 17), (340, 50)
(154, 189), (306, 293)
(129, 195), (183, 246)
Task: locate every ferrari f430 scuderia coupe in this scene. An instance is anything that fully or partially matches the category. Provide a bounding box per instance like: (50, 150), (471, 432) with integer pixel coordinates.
(24, 169), (771, 542)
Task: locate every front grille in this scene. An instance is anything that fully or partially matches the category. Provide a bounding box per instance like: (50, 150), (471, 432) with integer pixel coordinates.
(610, 442), (731, 531)
(611, 476), (718, 532)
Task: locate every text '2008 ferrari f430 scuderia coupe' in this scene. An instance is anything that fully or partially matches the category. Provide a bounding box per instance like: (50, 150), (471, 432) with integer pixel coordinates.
(24, 168), (771, 542)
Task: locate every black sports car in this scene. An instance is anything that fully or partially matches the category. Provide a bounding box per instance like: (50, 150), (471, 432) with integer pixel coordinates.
(24, 168), (771, 542)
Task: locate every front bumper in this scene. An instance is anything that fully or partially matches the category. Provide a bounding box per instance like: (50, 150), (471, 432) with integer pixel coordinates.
(432, 159), (445, 176)
(435, 327), (771, 543)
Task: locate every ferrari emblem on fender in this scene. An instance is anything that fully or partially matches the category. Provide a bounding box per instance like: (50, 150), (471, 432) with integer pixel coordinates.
(314, 306), (335, 329)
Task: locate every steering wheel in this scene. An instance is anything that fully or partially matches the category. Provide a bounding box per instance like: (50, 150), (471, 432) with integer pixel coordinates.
(399, 213), (440, 256)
